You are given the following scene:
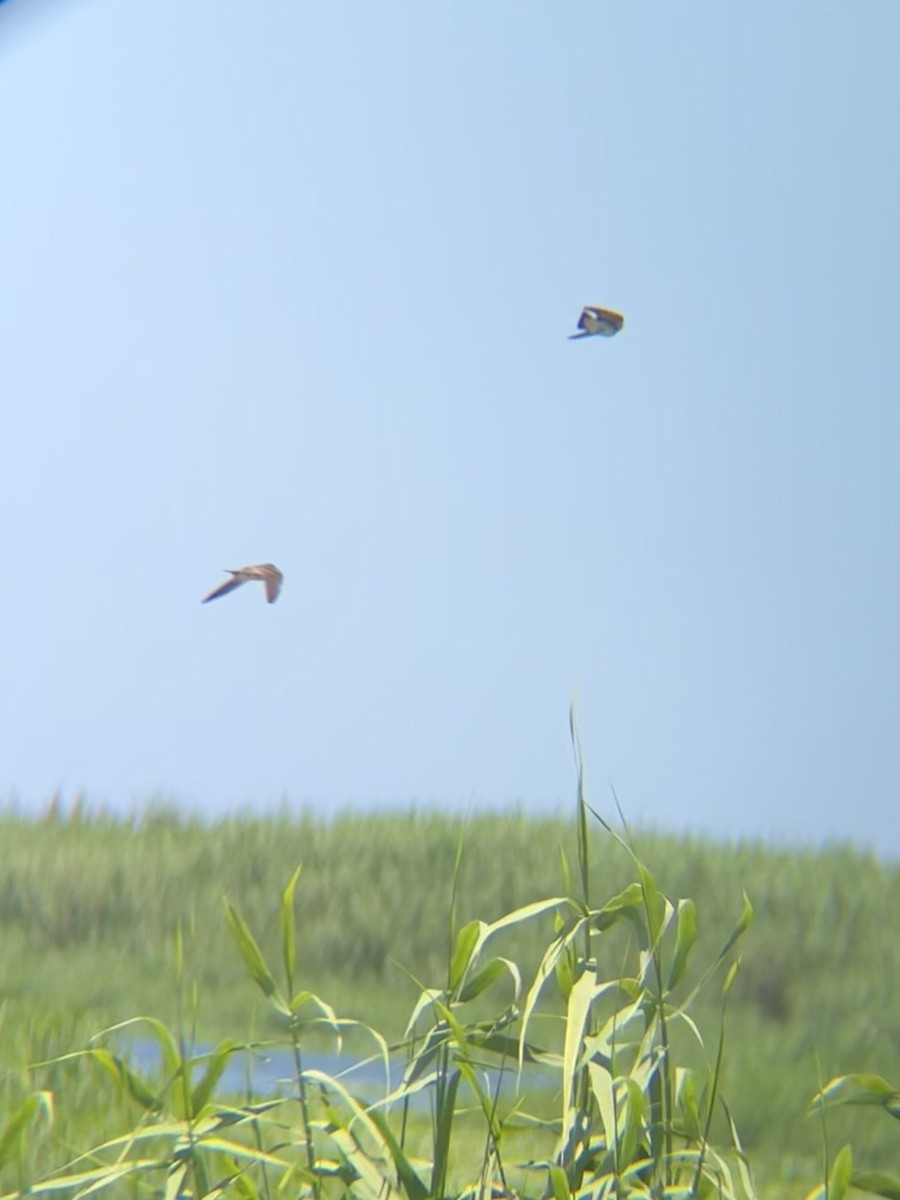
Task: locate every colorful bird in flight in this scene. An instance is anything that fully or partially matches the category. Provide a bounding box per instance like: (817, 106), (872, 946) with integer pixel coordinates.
(569, 305), (625, 340)
(201, 564), (284, 605)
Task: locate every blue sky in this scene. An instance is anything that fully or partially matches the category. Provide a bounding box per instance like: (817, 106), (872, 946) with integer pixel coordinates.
(1, 1), (898, 851)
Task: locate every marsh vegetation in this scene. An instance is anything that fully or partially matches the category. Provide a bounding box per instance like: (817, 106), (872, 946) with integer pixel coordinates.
(1, 783), (898, 1197)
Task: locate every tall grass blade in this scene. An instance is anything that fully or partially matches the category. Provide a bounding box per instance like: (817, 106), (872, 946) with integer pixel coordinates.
(560, 968), (596, 1154)
(569, 702), (591, 910)
(449, 920), (482, 994)
(189, 1038), (240, 1116)
(97, 1016), (183, 1092)
(281, 864), (303, 990)
(223, 901), (277, 1001)
(367, 1110), (430, 1200)
(431, 1068), (462, 1200)
(616, 1077), (645, 1176)
(458, 957), (520, 1004)
(519, 920), (588, 1070)
(667, 898), (698, 990)
(447, 824), (469, 984)
(28, 1161), (150, 1196)
(635, 859), (666, 952)
(86, 1048), (162, 1113)
(720, 891), (754, 959)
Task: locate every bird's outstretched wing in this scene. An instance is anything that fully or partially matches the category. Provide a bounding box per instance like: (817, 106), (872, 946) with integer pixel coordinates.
(262, 569), (283, 603)
(201, 574), (244, 603)
(202, 563), (283, 604)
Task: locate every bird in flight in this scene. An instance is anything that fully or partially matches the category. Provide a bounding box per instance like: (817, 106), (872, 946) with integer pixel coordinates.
(569, 305), (625, 340)
(201, 564), (284, 605)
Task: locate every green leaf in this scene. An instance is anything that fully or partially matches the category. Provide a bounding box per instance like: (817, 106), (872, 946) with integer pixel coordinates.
(190, 1038), (240, 1115)
(667, 898), (698, 989)
(175, 1136), (288, 1165)
(281, 864), (303, 989)
(88, 1048), (162, 1113)
(229, 1163), (263, 1200)
(592, 882), (646, 933)
(449, 919), (481, 994)
(27, 1161), (149, 1194)
(636, 860), (666, 946)
(588, 1058), (615, 1151)
(549, 1164), (571, 1200)
(402, 1023), (450, 1087)
(562, 968), (596, 1115)
(478, 1031), (551, 1064)
(812, 1074), (900, 1116)
(616, 1077), (645, 1169)
(306, 1067), (394, 1178)
(674, 1068), (702, 1141)
(223, 899), (277, 999)
(163, 1162), (188, 1200)
(322, 1125), (386, 1200)
(431, 1068), (462, 1200)
(723, 958), (742, 996)
(456, 956), (510, 1003)
(558, 846), (574, 898)
(368, 1109), (430, 1200)
(718, 890), (754, 962)
(476, 897), (576, 950)
(827, 1144), (853, 1200)
(519, 918), (589, 1069)
(555, 967), (597, 1173)
(555, 946), (575, 1002)
(96, 1015), (184, 1093)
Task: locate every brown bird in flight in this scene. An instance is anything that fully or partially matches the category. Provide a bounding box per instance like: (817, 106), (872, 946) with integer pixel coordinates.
(568, 305), (625, 340)
(201, 564), (284, 605)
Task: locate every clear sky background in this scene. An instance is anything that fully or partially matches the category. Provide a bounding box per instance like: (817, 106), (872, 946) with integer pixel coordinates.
(1, 1), (898, 851)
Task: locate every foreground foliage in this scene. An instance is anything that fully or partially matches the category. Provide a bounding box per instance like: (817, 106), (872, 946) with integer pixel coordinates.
(1, 754), (898, 1195)
(6, 747), (765, 1198)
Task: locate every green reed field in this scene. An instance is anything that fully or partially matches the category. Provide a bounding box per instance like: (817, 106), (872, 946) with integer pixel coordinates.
(1, 798), (899, 1196)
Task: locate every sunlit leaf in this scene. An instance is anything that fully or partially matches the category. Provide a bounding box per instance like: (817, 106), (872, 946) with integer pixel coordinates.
(812, 1073), (900, 1117)
(449, 919), (481, 994)
(718, 891), (754, 961)
(163, 1161), (188, 1200)
(281, 863), (303, 988)
(457, 956), (519, 1004)
(368, 1109), (429, 1200)
(223, 900), (277, 999)
(667, 898), (698, 989)
(88, 1048), (162, 1113)
(827, 1144), (853, 1200)
(190, 1037), (240, 1116)
(549, 1164), (571, 1200)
